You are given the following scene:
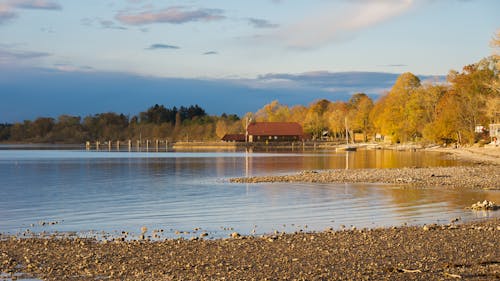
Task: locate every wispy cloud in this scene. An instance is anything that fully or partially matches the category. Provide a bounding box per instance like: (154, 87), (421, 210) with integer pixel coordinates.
(248, 18), (279, 29)
(81, 17), (127, 30)
(274, 0), (415, 49)
(53, 63), (93, 72)
(203, 51), (218, 55)
(0, 4), (17, 24)
(9, 0), (61, 10)
(247, 70), (444, 95)
(116, 7), (225, 25)
(377, 64), (408, 67)
(146, 44), (180, 50)
(99, 19), (127, 30)
(0, 0), (60, 25)
(0, 48), (51, 65)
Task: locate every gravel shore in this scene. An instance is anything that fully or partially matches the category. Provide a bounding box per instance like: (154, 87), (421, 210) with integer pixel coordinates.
(231, 165), (500, 190)
(231, 147), (500, 190)
(1, 219), (499, 280)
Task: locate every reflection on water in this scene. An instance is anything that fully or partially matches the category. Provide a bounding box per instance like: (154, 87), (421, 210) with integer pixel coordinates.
(0, 149), (497, 238)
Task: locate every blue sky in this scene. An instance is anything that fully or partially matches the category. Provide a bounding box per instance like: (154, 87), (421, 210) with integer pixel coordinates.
(0, 0), (499, 122)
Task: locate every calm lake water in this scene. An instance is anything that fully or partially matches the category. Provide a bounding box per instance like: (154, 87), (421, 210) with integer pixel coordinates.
(0, 147), (498, 239)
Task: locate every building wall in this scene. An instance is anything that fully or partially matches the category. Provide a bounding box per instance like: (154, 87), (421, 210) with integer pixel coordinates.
(248, 135), (301, 142)
(490, 124), (500, 138)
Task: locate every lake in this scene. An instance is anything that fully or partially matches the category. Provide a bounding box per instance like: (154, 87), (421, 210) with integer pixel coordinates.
(0, 147), (498, 239)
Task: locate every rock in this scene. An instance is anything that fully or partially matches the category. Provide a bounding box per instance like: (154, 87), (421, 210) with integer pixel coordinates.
(230, 232), (241, 239)
(470, 200), (499, 210)
(140, 226), (148, 234)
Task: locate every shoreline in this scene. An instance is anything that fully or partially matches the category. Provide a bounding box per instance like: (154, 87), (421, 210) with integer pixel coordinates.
(426, 146), (500, 165)
(1, 219), (499, 280)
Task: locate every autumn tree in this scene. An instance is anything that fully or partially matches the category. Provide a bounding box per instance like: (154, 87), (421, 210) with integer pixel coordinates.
(426, 59), (497, 144)
(371, 72), (421, 142)
(325, 101), (348, 140)
(32, 117), (55, 140)
(487, 30), (500, 124)
(405, 83), (447, 141)
(346, 93), (374, 141)
(254, 100), (290, 122)
(288, 105), (308, 127)
(491, 30), (500, 91)
(304, 99), (331, 139)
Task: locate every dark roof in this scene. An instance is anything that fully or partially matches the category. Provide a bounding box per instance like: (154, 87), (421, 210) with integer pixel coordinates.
(247, 122), (303, 136)
(221, 134), (245, 141)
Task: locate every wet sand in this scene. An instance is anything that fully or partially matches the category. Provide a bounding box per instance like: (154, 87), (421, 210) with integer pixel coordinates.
(1, 219), (499, 280)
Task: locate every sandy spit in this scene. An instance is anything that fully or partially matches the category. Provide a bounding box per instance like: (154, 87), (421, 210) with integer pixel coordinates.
(231, 165), (499, 190)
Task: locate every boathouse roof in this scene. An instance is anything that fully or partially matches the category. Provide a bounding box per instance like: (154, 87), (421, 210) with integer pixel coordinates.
(247, 122), (303, 136)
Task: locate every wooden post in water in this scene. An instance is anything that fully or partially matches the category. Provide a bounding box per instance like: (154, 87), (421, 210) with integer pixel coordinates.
(146, 140), (149, 152)
(155, 139), (159, 152)
(86, 141), (90, 151)
(165, 139), (168, 152)
(108, 141), (112, 151)
(128, 139), (132, 152)
(116, 140), (120, 151)
(136, 140), (140, 152)
(96, 141), (100, 151)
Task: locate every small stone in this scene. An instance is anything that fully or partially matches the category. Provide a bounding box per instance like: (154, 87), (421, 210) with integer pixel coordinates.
(231, 232), (241, 239)
(423, 225), (430, 231)
(140, 226), (148, 234)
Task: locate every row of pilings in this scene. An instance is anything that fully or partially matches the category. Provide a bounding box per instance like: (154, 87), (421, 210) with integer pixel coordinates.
(85, 139), (169, 152)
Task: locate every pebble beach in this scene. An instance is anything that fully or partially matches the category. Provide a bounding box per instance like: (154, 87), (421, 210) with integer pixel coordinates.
(231, 165), (500, 190)
(1, 219), (499, 280)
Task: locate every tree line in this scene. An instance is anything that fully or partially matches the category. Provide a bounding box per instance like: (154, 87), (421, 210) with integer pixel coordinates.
(0, 104), (239, 143)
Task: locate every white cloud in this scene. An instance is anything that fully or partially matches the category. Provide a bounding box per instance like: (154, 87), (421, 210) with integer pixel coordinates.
(0, 4), (17, 24)
(8, 0), (61, 10)
(116, 7), (225, 25)
(0, 0), (60, 25)
(274, 0), (415, 49)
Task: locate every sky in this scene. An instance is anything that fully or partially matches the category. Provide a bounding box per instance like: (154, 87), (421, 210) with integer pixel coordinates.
(0, 0), (499, 122)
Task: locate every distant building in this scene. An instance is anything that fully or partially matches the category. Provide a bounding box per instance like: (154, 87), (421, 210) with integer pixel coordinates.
(221, 134), (246, 142)
(246, 122), (305, 142)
